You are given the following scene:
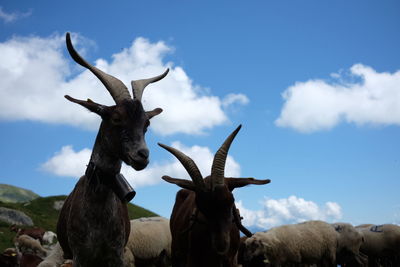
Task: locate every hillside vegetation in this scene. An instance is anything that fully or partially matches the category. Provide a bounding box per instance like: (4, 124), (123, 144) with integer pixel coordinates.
(0, 184), (39, 203)
(0, 194), (158, 251)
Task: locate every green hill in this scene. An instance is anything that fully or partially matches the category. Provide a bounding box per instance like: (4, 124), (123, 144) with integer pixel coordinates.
(0, 195), (158, 251)
(0, 184), (39, 203)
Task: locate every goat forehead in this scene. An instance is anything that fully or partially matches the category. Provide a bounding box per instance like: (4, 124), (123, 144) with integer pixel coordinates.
(214, 187), (234, 202)
(197, 189), (234, 207)
(118, 101), (145, 120)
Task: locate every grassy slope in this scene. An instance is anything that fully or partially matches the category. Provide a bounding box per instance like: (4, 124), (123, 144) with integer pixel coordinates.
(0, 184), (40, 203)
(0, 195), (158, 251)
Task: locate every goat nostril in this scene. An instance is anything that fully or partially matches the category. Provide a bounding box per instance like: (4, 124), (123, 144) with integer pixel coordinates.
(138, 149), (149, 159)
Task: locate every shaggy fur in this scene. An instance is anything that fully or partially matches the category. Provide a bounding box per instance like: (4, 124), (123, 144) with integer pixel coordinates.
(42, 231), (57, 247)
(124, 247), (135, 267)
(11, 225), (46, 244)
(243, 221), (337, 266)
(14, 234), (47, 258)
(126, 217), (171, 266)
(38, 243), (67, 267)
(332, 222), (367, 266)
(356, 224), (400, 266)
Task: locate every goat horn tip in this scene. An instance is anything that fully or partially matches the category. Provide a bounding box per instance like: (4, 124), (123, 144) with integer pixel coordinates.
(161, 175), (173, 182)
(158, 142), (167, 148)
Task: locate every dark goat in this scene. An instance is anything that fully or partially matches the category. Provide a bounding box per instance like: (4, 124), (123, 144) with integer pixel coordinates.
(159, 125), (270, 267)
(0, 248), (19, 267)
(56, 33), (168, 267)
(10, 225), (45, 243)
(19, 253), (43, 267)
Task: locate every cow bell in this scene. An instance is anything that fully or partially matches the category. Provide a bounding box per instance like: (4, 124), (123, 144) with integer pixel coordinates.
(113, 173), (136, 203)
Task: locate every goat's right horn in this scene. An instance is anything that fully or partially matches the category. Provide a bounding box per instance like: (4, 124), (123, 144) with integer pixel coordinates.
(211, 125), (242, 189)
(131, 68), (169, 101)
(66, 32), (132, 104)
(158, 143), (206, 191)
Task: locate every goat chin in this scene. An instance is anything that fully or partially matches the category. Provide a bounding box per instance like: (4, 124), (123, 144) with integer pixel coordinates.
(213, 236), (230, 256)
(125, 156), (148, 171)
(131, 161), (148, 171)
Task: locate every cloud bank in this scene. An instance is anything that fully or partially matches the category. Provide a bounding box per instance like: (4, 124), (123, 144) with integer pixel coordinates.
(276, 64), (400, 133)
(0, 33), (248, 135)
(236, 195), (342, 229)
(41, 142), (241, 188)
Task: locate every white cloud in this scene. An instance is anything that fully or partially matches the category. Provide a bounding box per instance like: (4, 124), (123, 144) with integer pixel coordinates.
(275, 64), (400, 133)
(41, 145), (91, 177)
(236, 195), (342, 229)
(40, 142), (241, 188)
(0, 7), (31, 23)
(222, 93), (249, 108)
(0, 33), (248, 135)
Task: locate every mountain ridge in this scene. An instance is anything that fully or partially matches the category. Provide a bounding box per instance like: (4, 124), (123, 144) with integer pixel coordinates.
(0, 183), (40, 203)
(0, 184), (159, 251)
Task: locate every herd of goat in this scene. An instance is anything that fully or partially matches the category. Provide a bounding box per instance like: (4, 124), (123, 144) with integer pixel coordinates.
(2, 217), (400, 267)
(1, 32), (399, 267)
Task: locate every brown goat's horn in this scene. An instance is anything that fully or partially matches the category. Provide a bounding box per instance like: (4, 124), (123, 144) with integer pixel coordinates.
(158, 143), (206, 191)
(66, 32), (132, 104)
(211, 125), (242, 189)
(131, 68), (169, 101)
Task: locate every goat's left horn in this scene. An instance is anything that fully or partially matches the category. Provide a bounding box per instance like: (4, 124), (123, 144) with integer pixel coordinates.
(65, 32), (132, 104)
(131, 68), (169, 101)
(158, 143), (206, 191)
(211, 125), (242, 188)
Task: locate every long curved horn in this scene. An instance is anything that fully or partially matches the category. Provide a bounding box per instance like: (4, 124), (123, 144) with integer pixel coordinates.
(131, 68), (169, 101)
(66, 32), (132, 104)
(211, 125), (242, 188)
(158, 143), (206, 191)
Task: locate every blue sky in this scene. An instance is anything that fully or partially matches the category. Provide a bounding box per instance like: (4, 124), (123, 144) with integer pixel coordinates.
(0, 0), (399, 229)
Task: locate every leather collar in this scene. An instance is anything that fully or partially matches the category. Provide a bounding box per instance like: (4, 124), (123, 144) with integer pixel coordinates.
(85, 161), (116, 185)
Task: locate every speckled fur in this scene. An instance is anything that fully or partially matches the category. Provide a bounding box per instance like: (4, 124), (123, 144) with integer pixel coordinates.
(57, 175), (130, 267)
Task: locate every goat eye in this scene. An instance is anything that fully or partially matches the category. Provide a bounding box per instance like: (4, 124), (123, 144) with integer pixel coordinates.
(111, 116), (122, 125)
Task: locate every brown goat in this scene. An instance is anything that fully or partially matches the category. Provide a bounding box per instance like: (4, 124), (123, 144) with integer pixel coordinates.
(159, 125), (270, 267)
(19, 253), (43, 267)
(10, 225), (45, 244)
(56, 32), (168, 267)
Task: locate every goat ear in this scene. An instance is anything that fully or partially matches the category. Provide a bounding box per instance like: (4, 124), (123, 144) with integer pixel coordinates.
(65, 95), (108, 117)
(146, 108), (163, 119)
(225, 178), (271, 192)
(162, 175), (197, 191)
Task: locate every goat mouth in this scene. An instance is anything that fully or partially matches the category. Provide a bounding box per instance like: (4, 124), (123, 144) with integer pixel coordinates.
(215, 246), (229, 256)
(212, 236), (230, 256)
(131, 161), (148, 171)
(125, 155), (148, 171)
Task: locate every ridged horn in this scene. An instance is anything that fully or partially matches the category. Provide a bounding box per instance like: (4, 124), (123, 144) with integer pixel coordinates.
(66, 32), (132, 104)
(211, 125), (242, 188)
(158, 143), (205, 191)
(131, 68), (169, 101)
